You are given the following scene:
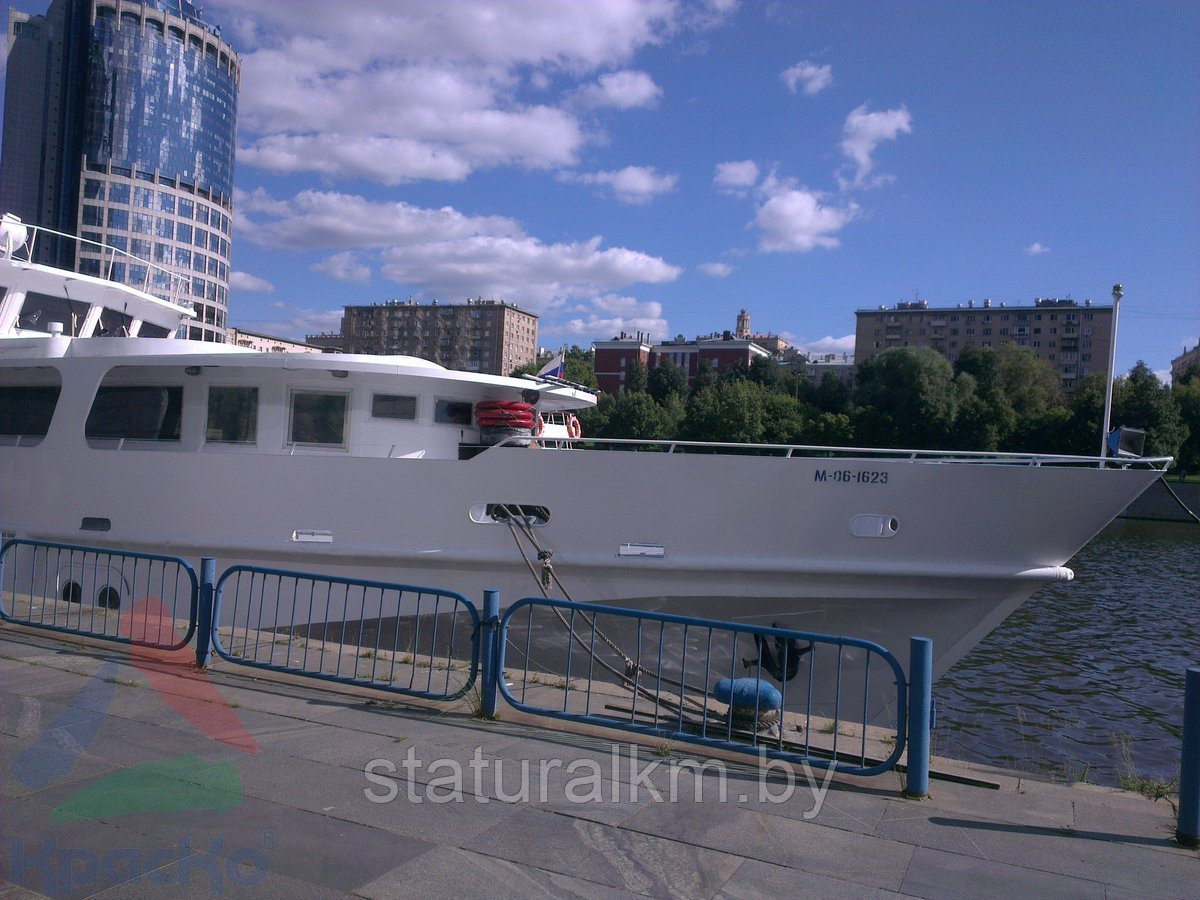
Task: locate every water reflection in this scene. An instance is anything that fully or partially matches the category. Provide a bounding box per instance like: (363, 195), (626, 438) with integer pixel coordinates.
(937, 519), (1199, 786)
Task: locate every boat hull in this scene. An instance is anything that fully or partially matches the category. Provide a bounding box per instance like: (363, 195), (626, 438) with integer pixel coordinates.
(0, 442), (1160, 682)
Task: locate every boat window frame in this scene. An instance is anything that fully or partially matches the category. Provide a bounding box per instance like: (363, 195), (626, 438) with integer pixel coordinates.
(0, 367), (64, 446)
(287, 388), (350, 449)
(434, 398), (473, 426)
(85, 383), (184, 444)
(205, 385), (259, 444)
(371, 393), (418, 422)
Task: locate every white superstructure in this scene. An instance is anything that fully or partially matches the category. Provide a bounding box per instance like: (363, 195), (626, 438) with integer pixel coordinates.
(0, 217), (1171, 682)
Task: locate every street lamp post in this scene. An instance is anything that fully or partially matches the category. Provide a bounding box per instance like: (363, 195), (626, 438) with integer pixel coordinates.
(1100, 283), (1123, 463)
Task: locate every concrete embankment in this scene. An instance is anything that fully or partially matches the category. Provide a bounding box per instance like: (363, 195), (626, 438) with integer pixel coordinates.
(1, 627), (1196, 898)
(1120, 478), (1200, 523)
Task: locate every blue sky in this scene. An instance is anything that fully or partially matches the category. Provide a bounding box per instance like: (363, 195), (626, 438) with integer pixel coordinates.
(3, 0), (1197, 377)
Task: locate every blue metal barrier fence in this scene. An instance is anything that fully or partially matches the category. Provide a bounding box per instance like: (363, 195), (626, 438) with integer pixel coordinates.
(210, 565), (480, 702)
(1179, 666), (1200, 848)
(0, 539), (197, 650)
(495, 596), (910, 777)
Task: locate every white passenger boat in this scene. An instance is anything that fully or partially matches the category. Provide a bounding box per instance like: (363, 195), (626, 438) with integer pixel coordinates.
(0, 216), (1171, 682)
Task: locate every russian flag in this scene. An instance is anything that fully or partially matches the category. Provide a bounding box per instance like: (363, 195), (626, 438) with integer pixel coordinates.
(536, 351), (565, 378)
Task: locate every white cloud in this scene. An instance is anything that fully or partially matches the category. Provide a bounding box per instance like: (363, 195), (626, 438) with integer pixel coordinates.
(267, 301), (286, 309)
(312, 252), (372, 284)
(714, 160), (760, 194)
(249, 308), (345, 341)
(1025, 242), (1051, 255)
(574, 70), (663, 109)
(839, 103), (912, 189)
(238, 190), (680, 314)
(229, 271), (275, 293)
(556, 293), (669, 341)
(699, 262), (733, 277)
(781, 61), (832, 96)
(754, 182), (859, 253)
(203, 0), (723, 185)
(795, 334), (855, 356)
(569, 166), (678, 204)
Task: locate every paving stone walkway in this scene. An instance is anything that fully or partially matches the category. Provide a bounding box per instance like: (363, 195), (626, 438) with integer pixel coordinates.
(0, 628), (1195, 898)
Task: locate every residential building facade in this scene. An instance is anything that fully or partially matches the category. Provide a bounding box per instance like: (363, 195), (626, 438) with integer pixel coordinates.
(226, 328), (325, 354)
(339, 299), (538, 375)
(1, 0), (240, 342)
(593, 333), (652, 394)
(854, 298), (1113, 391)
(593, 330), (771, 395)
(1172, 343), (1199, 382)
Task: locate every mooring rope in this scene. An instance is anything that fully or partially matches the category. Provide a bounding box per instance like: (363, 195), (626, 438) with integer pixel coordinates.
(497, 504), (710, 714)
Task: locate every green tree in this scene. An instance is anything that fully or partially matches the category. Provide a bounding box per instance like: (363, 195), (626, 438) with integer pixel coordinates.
(624, 357), (649, 394)
(853, 348), (960, 449)
(680, 381), (768, 443)
(647, 360), (689, 403)
(749, 355), (783, 391)
(801, 411), (855, 446)
(688, 363), (719, 398)
(1112, 361), (1187, 459)
(761, 391), (809, 444)
(604, 390), (674, 440)
(813, 371), (851, 416)
(1172, 373), (1200, 472)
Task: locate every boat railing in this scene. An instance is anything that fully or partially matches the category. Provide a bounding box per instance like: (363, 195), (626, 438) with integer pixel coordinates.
(488, 434), (1174, 469)
(4, 218), (190, 306)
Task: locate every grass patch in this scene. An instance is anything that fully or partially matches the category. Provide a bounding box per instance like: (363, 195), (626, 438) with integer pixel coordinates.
(1112, 733), (1177, 801)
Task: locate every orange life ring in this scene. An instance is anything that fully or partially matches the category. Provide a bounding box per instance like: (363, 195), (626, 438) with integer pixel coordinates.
(533, 413), (545, 437)
(567, 414), (582, 439)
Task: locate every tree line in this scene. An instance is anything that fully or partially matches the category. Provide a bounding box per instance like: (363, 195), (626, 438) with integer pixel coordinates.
(517, 345), (1198, 470)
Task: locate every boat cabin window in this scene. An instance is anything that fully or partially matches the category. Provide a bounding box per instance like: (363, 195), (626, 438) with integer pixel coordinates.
(371, 394), (417, 421)
(289, 391), (347, 447)
(434, 399), (472, 426)
(86, 386), (183, 441)
(0, 367), (63, 444)
(206, 386), (258, 443)
(14, 292), (77, 333)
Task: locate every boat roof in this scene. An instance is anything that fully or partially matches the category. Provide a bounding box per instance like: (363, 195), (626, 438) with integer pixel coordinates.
(0, 256), (193, 325)
(0, 336), (598, 409)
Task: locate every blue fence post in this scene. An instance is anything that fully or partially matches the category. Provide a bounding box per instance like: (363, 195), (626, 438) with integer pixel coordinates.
(195, 557), (216, 669)
(478, 590), (500, 719)
(1178, 666), (1200, 848)
(905, 636), (932, 799)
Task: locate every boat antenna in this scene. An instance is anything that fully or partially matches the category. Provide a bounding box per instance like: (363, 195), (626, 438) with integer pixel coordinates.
(1099, 283), (1123, 465)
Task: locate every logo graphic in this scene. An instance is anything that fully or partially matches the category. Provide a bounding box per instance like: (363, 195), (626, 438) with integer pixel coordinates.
(9, 594), (259, 819)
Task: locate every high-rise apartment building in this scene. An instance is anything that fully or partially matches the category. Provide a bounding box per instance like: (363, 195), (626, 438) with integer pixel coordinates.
(855, 298), (1113, 392)
(340, 299), (538, 376)
(1, 0), (240, 342)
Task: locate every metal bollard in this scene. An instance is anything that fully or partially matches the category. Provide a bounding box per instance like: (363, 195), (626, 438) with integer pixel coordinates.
(905, 636), (933, 799)
(194, 557), (216, 669)
(1178, 666), (1200, 848)
(478, 590), (500, 719)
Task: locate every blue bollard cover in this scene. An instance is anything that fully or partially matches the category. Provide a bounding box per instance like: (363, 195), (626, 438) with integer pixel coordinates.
(714, 677), (782, 709)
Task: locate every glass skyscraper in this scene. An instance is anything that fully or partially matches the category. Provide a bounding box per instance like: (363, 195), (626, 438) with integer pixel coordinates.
(1, 0), (240, 341)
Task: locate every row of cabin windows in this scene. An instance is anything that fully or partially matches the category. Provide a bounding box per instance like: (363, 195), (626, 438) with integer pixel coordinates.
(0, 385), (474, 446)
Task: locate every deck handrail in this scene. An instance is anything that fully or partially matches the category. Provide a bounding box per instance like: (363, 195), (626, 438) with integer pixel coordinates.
(7, 219), (191, 306)
(488, 434), (1173, 469)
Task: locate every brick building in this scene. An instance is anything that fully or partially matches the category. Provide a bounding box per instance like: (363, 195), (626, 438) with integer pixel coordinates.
(593, 330), (770, 395)
(854, 298), (1113, 392)
(339, 299), (537, 375)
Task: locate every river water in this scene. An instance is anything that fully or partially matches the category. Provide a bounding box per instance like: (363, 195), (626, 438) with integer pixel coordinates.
(936, 519), (1199, 786)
